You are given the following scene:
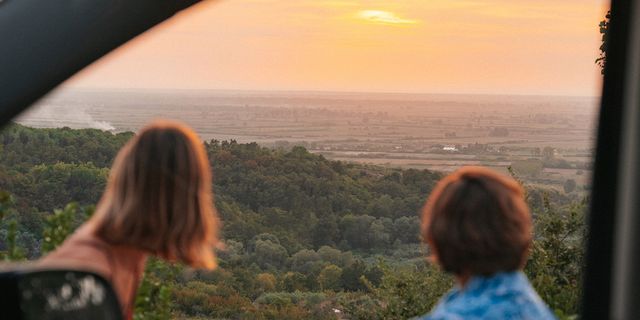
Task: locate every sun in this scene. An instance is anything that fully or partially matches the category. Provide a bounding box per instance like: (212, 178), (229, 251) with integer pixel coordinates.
(357, 10), (418, 25)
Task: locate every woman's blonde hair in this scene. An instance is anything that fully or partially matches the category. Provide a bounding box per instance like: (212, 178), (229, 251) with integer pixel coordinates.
(93, 120), (218, 269)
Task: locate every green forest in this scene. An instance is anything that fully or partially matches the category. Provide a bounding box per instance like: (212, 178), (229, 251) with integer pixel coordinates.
(0, 124), (585, 319)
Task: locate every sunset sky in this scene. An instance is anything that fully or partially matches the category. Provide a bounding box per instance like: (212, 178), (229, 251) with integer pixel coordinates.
(65, 0), (609, 96)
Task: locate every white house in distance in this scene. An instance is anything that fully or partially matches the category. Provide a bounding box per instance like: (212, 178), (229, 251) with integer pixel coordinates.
(443, 145), (458, 152)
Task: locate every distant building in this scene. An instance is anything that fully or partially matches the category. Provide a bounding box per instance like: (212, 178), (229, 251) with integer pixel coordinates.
(443, 145), (458, 152)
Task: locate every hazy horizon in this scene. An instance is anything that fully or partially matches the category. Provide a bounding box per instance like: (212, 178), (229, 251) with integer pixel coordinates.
(18, 88), (598, 194)
(51, 87), (603, 99)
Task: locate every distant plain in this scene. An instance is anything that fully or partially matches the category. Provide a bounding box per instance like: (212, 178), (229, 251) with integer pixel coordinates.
(18, 89), (598, 192)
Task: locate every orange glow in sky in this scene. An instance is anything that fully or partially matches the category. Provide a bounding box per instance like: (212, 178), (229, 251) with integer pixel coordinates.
(357, 10), (418, 25)
(65, 0), (610, 96)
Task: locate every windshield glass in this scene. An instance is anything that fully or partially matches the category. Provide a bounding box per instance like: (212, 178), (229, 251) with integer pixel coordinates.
(3, 0), (609, 318)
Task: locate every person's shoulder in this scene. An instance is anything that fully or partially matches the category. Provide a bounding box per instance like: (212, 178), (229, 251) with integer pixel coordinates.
(486, 273), (557, 320)
(481, 297), (556, 320)
(416, 272), (557, 320)
(415, 288), (486, 320)
(413, 287), (466, 320)
(38, 225), (113, 276)
(414, 312), (465, 320)
(480, 293), (555, 319)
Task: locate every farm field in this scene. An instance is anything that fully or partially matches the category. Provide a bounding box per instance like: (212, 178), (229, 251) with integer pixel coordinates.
(18, 89), (598, 191)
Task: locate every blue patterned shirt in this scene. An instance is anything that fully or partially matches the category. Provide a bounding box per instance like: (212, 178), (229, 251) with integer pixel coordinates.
(417, 271), (557, 320)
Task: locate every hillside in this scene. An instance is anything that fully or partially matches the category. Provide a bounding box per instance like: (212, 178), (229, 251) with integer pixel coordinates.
(0, 124), (583, 319)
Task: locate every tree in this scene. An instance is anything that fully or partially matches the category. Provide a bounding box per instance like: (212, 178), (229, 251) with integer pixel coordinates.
(41, 203), (80, 254)
(510, 160), (544, 178)
(340, 259), (368, 291)
(369, 220), (391, 248)
(542, 146), (555, 160)
(134, 259), (174, 320)
(1, 219), (25, 261)
(254, 239), (288, 269)
(256, 273), (277, 292)
(0, 191), (12, 220)
(311, 215), (339, 247)
(563, 179), (577, 193)
(318, 264), (343, 291)
(340, 262), (451, 319)
(0, 191), (24, 261)
(373, 264), (451, 319)
(280, 272), (307, 292)
(0, 124), (590, 318)
(596, 11), (611, 74)
(340, 214), (376, 250)
(317, 246), (353, 268)
(289, 249), (321, 274)
(489, 127), (509, 137)
(29, 162), (108, 212)
(509, 170), (585, 318)
(392, 217), (420, 244)
(526, 198), (585, 317)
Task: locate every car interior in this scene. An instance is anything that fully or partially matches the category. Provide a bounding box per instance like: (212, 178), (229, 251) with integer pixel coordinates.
(0, 0), (638, 318)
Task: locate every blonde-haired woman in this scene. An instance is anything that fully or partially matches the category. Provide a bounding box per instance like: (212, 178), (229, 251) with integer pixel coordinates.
(40, 120), (219, 319)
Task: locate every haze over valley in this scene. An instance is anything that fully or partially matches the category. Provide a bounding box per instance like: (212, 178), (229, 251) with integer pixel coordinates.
(19, 89), (598, 192)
